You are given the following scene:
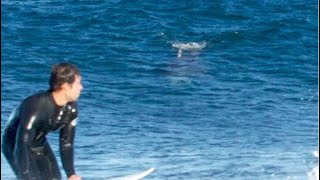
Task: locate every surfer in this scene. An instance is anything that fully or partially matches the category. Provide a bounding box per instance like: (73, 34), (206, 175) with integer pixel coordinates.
(2, 63), (83, 180)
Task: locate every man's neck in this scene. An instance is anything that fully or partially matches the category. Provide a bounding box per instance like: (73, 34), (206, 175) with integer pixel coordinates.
(52, 90), (68, 106)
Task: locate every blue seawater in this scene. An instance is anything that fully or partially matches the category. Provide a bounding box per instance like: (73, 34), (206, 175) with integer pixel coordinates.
(1, 0), (318, 179)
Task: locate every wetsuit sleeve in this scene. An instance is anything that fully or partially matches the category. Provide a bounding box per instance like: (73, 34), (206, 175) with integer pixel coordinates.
(59, 104), (78, 178)
(14, 102), (40, 179)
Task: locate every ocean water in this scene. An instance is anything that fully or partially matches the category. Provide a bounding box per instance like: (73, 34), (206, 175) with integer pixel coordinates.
(1, 0), (318, 179)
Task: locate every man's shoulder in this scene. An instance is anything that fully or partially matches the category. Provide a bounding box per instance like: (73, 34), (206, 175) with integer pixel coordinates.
(66, 101), (78, 120)
(22, 90), (50, 105)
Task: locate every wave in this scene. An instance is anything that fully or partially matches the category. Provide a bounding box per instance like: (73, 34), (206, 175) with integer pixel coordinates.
(172, 41), (207, 57)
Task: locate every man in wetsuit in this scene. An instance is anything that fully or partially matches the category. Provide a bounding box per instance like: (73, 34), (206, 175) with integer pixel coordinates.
(2, 63), (83, 180)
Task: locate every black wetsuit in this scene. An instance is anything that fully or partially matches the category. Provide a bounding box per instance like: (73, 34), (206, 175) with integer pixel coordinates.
(2, 90), (78, 180)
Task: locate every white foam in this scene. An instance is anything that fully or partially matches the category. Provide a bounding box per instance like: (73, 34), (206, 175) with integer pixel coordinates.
(307, 151), (319, 180)
(308, 166), (319, 180)
(172, 42), (207, 50)
(172, 41), (206, 57)
(313, 151), (319, 158)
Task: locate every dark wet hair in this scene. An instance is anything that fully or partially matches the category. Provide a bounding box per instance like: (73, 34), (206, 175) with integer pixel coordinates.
(49, 63), (80, 91)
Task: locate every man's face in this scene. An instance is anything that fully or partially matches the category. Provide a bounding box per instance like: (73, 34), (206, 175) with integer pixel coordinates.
(65, 75), (83, 102)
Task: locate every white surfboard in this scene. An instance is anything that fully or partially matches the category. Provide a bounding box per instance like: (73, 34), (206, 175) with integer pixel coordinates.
(108, 168), (155, 180)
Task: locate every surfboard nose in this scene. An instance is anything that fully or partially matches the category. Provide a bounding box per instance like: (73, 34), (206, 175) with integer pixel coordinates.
(108, 167), (155, 180)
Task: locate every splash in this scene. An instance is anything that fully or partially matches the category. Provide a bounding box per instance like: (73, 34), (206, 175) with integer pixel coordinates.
(307, 151), (319, 180)
(172, 41), (206, 58)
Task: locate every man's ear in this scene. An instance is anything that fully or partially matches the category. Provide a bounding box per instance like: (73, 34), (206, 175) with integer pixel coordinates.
(60, 83), (69, 90)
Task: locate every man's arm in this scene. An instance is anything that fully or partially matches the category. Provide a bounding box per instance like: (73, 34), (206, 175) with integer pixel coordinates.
(14, 104), (39, 179)
(60, 104), (80, 179)
(60, 122), (76, 178)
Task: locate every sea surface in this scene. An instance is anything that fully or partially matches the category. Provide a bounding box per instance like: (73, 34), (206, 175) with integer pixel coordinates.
(1, 0), (318, 179)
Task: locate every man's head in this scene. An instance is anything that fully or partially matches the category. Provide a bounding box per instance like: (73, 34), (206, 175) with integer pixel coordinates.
(49, 63), (83, 102)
